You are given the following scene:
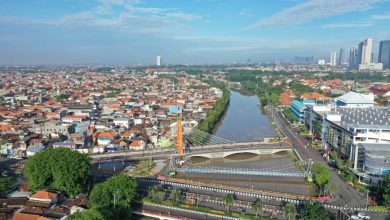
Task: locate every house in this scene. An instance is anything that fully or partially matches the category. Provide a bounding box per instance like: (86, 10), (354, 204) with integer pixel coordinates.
(30, 191), (58, 204)
(52, 142), (76, 149)
(62, 115), (87, 124)
(301, 92), (326, 101)
(67, 105), (93, 117)
(12, 213), (51, 220)
(26, 145), (45, 157)
(129, 139), (146, 150)
(121, 130), (135, 140)
(95, 132), (116, 146)
(279, 91), (296, 106)
(113, 118), (132, 129)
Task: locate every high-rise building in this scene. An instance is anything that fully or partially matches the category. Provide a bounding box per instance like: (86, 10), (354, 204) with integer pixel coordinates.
(338, 48), (345, 65)
(157, 56), (161, 66)
(379, 40), (390, 70)
(349, 48), (358, 68)
(330, 51), (337, 66)
(357, 38), (372, 65)
(294, 56), (314, 64)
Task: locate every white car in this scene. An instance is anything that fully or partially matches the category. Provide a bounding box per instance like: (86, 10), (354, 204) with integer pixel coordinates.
(357, 212), (371, 220)
(350, 215), (359, 220)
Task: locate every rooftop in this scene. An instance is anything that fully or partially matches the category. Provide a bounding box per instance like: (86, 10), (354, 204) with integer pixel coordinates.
(322, 107), (390, 128)
(335, 91), (375, 104)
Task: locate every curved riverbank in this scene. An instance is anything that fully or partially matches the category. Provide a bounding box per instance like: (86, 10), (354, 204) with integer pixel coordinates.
(213, 90), (275, 141)
(196, 80), (231, 133)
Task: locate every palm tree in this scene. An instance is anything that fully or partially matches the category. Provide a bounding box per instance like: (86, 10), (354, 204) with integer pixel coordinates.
(171, 188), (182, 204)
(251, 199), (263, 218)
(223, 194), (234, 213)
(148, 185), (158, 201)
(283, 203), (296, 220)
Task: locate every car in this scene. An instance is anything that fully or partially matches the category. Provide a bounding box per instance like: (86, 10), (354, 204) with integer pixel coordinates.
(162, 184), (173, 190)
(328, 159), (337, 167)
(357, 212), (370, 219)
(350, 215), (360, 220)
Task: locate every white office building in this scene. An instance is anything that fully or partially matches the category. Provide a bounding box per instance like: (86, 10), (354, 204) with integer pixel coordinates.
(357, 38), (373, 70)
(330, 51), (337, 66)
(157, 56), (161, 66)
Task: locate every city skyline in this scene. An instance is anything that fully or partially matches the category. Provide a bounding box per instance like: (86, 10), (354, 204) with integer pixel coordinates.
(1, 0), (390, 65)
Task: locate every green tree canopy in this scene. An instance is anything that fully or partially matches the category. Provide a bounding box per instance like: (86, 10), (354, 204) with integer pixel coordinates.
(24, 148), (91, 197)
(88, 174), (138, 220)
(0, 176), (15, 196)
(299, 203), (331, 220)
(223, 194), (234, 212)
(383, 174), (390, 205)
(312, 162), (330, 196)
(251, 199), (263, 218)
(67, 208), (104, 220)
(283, 203), (297, 220)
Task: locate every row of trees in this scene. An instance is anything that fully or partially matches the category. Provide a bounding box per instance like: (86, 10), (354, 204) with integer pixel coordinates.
(197, 80), (231, 133)
(224, 193), (331, 220)
(282, 108), (297, 123)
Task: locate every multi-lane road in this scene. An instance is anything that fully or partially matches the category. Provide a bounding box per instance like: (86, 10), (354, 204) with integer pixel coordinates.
(272, 109), (366, 208)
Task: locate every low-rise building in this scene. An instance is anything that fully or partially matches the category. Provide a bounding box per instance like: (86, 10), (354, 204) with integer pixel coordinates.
(335, 91), (375, 108)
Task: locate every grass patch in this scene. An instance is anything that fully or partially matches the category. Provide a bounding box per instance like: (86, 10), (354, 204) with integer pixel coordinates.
(131, 159), (156, 176)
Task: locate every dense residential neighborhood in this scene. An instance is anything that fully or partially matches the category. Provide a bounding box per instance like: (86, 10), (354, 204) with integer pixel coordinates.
(0, 68), (223, 158)
(1, 65), (390, 220)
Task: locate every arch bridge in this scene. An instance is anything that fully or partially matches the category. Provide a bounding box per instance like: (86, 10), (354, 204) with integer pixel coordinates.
(187, 147), (291, 159)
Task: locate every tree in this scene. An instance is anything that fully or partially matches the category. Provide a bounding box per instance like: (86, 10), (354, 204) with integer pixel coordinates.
(24, 148), (91, 197)
(299, 203), (331, 220)
(0, 176), (15, 196)
(283, 203), (296, 220)
(170, 188), (182, 204)
(251, 199), (262, 218)
(311, 162), (330, 196)
(67, 208), (104, 220)
(148, 185), (158, 201)
(383, 174), (390, 205)
(88, 174), (138, 220)
(223, 194), (234, 213)
(325, 180), (339, 198)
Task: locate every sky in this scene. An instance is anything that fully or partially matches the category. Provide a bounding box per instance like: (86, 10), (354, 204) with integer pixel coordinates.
(1, 0), (390, 65)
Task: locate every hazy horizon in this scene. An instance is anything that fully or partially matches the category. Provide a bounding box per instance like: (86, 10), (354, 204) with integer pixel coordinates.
(1, 0), (390, 65)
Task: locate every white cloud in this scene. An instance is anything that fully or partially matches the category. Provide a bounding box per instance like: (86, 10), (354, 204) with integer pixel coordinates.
(12, 0), (202, 36)
(323, 22), (374, 28)
(248, 0), (382, 29)
(370, 12), (390, 20)
(239, 8), (253, 17)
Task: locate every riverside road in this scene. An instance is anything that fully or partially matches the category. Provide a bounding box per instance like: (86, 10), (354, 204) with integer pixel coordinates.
(272, 108), (366, 208)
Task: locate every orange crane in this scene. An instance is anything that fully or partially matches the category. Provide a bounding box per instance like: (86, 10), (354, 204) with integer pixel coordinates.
(176, 119), (185, 155)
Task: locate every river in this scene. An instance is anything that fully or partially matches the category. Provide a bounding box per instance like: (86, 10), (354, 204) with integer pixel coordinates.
(181, 91), (314, 195)
(213, 90), (275, 141)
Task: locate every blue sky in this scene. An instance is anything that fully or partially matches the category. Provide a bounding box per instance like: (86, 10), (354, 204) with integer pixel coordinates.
(0, 0), (390, 65)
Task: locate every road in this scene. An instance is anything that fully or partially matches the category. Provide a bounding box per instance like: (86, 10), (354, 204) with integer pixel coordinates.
(273, 109), (365, 207)
(92, 142), (289, 162)
(137, 182), (282, 219)
(139, 203), (238, 220)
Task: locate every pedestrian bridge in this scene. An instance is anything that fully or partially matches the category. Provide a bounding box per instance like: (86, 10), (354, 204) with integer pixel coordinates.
(187, 147), (292, 159)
